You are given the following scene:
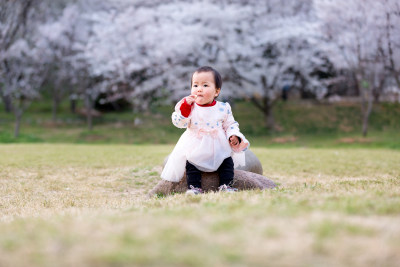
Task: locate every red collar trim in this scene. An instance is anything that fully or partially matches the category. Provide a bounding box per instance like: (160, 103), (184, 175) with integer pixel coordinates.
(196, 100), (216, 107)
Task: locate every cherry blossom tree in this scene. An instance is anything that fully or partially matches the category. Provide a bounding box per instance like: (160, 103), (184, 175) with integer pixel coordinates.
(80, 0), (329, 130)
(81, 0), (223, 111)
(36, 4), (83, 121)
(36, 1), (99, 128)
(0, 0), (38, 113)
(0, 0), (49, 137)
(315, 0), (398, 136)
(2, 39), (46, 137)
(1, 0), (82, 135)
(9, 0), (391, 136)
(218, 1), (330, 129)
(382, 0), (400, 89)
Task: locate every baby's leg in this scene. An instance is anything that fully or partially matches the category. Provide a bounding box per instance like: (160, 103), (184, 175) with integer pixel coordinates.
(217, 157), (234, 186)
(186, 161), (202, 189)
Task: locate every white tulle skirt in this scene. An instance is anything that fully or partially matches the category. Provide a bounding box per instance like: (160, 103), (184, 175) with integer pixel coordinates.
(161, 129), (245, 182)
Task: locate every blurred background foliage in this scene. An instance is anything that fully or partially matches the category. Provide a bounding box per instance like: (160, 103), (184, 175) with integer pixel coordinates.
(1, 98), (399, 149)
(1, 0), (399, 144)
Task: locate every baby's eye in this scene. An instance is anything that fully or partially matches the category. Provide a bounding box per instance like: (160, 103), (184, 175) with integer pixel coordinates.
(193, 85), (198, 87)
(204, 84), (208, 87)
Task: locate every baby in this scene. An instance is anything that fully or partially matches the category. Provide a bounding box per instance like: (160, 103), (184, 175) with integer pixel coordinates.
(161, 66), (249, 195)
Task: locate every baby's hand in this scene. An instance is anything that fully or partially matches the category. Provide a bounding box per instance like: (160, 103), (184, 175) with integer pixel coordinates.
(229, 135), (240, 146)
(185, 94), (197, 105)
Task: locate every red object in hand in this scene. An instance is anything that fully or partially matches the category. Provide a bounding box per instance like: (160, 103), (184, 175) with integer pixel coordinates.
(180, 98), (193, 117)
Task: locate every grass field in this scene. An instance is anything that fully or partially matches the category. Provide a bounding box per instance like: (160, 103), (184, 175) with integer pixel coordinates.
(1, 100), (400, 149)
(1, 144), (399, 266)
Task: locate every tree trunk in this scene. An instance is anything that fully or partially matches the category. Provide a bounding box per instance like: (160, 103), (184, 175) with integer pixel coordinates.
(2, 94), (13, 113)
(70, 98), (76, 113)
(85, 95), (93, 131)
(13, 97), (30, 138)
(263, 102), (275, 130)
(386, 12), (400, 89)
(0, 86), (13, 112)
(250, 96), (276, 130)
(361, 99), (373, 137)
(352, 72), (360, 96)
(14, 108), (22, 138)
(360, 85), (373, 137)
(52, 95), (60, 122)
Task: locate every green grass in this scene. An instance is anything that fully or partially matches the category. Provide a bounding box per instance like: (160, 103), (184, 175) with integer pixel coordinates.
(1, 100), (399, 148)
(0, 144), (399, 266)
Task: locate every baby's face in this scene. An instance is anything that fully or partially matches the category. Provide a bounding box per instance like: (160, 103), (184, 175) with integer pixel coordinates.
(191, 71), (220, 105)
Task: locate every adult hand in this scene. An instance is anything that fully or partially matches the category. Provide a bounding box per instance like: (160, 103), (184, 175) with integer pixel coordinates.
(185, 94), (197, 105)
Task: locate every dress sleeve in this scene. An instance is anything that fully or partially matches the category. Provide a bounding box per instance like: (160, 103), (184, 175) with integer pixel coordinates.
(171, 98), (192, 129)
(222, 102), (250, 152)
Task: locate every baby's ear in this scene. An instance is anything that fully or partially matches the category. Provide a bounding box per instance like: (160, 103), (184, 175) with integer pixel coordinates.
(215, 88), (221, 97)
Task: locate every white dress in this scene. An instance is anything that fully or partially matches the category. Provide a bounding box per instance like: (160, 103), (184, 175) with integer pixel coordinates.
(161, 98), (250, 182)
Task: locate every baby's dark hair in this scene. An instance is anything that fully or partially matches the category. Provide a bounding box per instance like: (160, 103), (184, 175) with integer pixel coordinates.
(191, 66), (222, 89)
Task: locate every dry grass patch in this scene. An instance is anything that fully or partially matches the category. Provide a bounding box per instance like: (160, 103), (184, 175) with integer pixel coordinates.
(0, 144), (399, 266)
(271, 136), (298, 143)
(337, 137), (374, 144)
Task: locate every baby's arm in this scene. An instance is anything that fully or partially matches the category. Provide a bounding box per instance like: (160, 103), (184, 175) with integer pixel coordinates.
(222, 103), (249, 152)
(171, 98), (192, 128)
